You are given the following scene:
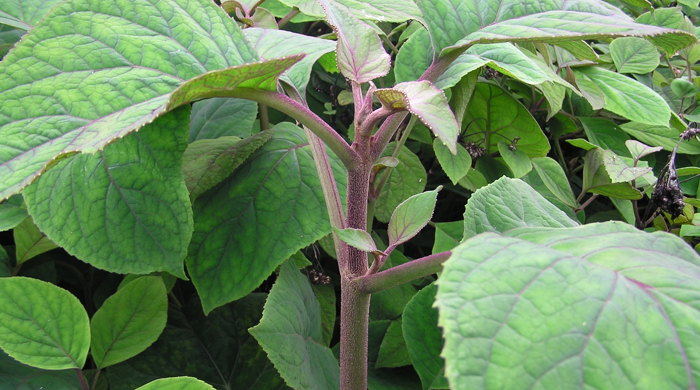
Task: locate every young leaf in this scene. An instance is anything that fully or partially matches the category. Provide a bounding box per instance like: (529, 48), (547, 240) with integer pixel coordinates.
(375, 81), (459, 153)
(0, 0), (261, 201)
(249, 261), (340, 390)
(135, 377), (216, 390)
(0, 277), (90, 370)
(187, 123), (346, 313)
(13, 217), (57, 265)
(437, 223), (700, 389)
(433, 139), (471, 185)
(90, 276), (167, 369)
(573, 67), (671, 126)
(333, 227), (379, 253)
(318, 0), (390, 83)
(182, 132), (273, 201)
(610, 37), (660, 74)
(463, 177), (578, 239)
(388, 188), (440, 248)
(23, 108), (192, 277)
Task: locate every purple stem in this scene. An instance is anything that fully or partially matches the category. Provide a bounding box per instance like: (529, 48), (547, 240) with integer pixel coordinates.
(358, 251), (453, 293)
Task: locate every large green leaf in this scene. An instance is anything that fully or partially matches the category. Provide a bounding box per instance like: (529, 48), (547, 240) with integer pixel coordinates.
(250, 261), (340, 390)
(417, 0), (628, 53)
(189, 98), (258, 141)
(0, 195), (27, 231)
(436, 223), (700, 389)
(463, 177), (578, 239)
(375, 81), (459, 153)
(610, 37), (660, 74)
(244, 27), (335, 94)
(23, 108), (192, 277)
(0, 277), (90, 370)
(620, 122), (700, 154)
(0, 0), (64, 30)
(275, 0), (422, 22)
(106, 294), (285, 390)
(375, 144), (427, 223)
(573, 66), (671, 126)
(135, 377), (216, 390)
(0, 0), (261, 201)
(187, 123), (345, 313)
(463, 83), (550, 157)
(319, 0), (390, 83)
(403, 284), (448, 390)
(433, 139), (471, 185)
(443, 11), (695, 57)
(90, 276), (167, 369)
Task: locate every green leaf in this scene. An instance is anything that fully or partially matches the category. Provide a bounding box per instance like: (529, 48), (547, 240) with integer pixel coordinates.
(243, 28), (335, 94)
(0, 247), (10, 277)
(437, 222), (700, 389)
(13, 217), (57, 265)
(610, 37), (660, 74)
(333, 227), (379, 253)
(529, 157), (578, 209)
(319, 0), (390, 83)
(312, 284), (337, 347)
(582, 148), (643, 200)
(403, 284), (448, 390)
(375, 81), (459, 153)
(187, 123), (345, 313)
(620, 122), (700, 154)
(464, 83), (550, 157)
(432, 221), (463, 254)
(105, 294), (284, 390)
(395, 27), (433, 83)
(573, 66), (671, 126)
(0, 0), (260, 201)
(444, 11), (695, 57)
(0, 0), (65, 30)
(376, 319), (411, 368)
(579, 117), (631, 156)
(375, 144), (426, 223)
(433, 139), (471, 185)
(388, 188), (440, 248)
(250, 261), (340, 390)
(23, 108), (192, 277)
(0, 277), (90, 370)
(671, 78), (700, 98)
(135, 377), (216, 390)
(602, 150), (653, 183)
(189, 98), (258, 141)
(0, 350), (80, 389)
(463, 177), (578, 239)
(275, 0), (422, 22)
(90, 276), (167, 369)
(497, 142), (532, 178)
(0, 195), (26, 231)
(183, 132), (272, 201)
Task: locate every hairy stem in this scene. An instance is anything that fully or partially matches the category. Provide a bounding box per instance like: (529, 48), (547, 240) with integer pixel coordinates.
(340, 279), (370, 390)
(358, 251), (452, 293)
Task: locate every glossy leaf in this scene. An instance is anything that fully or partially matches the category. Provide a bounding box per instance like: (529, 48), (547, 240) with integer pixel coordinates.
(106, 294), (284, 390)
(610, 37), (660, 74)
(433, 139), (471, 185)
(444, 11), (695, 57)
(0, 195), (26, 232)
(23, 108), (192, 277)
(0, 277), (89, 370)
(620, 122), (700, 154)
(375, 81), (459, 153)
(250, 261), (340, 390)
(573, 66), (671, 126)
(244, 27), (335, 94)
(187, 123), (345, 313)
(464, 83), (550, 157)
(319, 0), (390, 83)
(90, 276), (167, 369)
(135, 377), (216, 390)
(375, 144), (427, 223)
(463, 177), (578, 239)
(388, 188), (440, 248)
(0, 0), (260, 201)
(13, 217), (57, 265)
(333, 227), (379, 253)
(189, 98), (258, 141)
(0, 0), (64, 30)
(182, 132), (272, 201)
(437, 222), (700, 389)
(403, 284), (448, 390)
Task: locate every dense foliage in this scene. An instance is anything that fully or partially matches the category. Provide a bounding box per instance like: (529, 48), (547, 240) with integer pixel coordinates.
(0, 0), (700, 389)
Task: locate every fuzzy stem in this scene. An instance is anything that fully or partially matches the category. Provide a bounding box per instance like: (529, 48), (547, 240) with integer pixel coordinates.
(419, 50), (462, 83)
(225, 88), (358, 167)
(340, 279), (370, 390)
(370, 112), (408, 160)
(359, 251), (452, 293)
(277, 8), (300, 28)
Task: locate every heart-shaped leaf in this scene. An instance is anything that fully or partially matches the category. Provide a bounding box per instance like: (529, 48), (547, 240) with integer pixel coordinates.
(0, 277), (90, 370)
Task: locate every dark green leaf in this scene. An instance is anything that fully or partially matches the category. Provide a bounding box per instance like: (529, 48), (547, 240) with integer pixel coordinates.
(189, 98), (258, 141)
(376, 319), (411, 368)
(13, 217), (57, 265)
(0, 350), (79, 389)
(432, 221), (463, 254)
(433, 139), (471, 185)
(497, 142), (532, 178)
(0, 195), (26, 232)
